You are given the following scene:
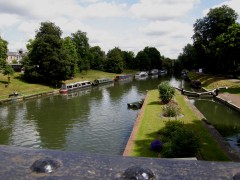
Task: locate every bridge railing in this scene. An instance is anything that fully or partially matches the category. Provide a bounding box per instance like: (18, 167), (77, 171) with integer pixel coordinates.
(0, 145), (240, 179)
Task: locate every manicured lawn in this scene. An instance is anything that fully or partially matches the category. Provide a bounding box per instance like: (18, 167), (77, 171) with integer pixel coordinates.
(130, 90), (230, 161)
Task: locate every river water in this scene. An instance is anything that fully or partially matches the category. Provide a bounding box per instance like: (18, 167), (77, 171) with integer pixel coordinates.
(0, 75), (240, 155)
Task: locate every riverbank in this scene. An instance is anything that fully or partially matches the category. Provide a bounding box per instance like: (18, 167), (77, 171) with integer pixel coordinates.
(0, 70), (136, 102)
(125, 90), (232, 161)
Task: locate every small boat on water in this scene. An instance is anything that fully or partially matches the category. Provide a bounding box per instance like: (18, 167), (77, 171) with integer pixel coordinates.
(59, 81), (92, 94)
(92, 78), (114, 86)
(135, 71), (148, 78)
(127, 100), (144, 110)
(114, 74), (133, 82)
(158, 69), (168, 76)
(148, 69), (159, 75)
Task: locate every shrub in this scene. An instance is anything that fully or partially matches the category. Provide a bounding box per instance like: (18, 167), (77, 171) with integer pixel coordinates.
(158, 81), (175, 103)
(159, 121), (200, 158)
(162, 101), (181, 117)
(150, 139), (163, 152)
(159, 120), (184, 140)
(170, 128), (200, 158)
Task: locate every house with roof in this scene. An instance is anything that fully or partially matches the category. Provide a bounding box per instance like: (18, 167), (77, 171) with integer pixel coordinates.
(7, 51), (22, 64)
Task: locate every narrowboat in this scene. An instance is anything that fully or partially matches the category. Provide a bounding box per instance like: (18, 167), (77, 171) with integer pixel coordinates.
(135, 71), (148, 78)
(158, 69), (168, 76)
(114, 74), (133, 82)
(148, 69), (159, 75)
(59, 81), (92, 94)
(92, 78), (114, 86)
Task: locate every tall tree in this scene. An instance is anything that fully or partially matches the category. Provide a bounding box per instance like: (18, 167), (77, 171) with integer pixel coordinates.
(177, 44), (197, 71)
(215, 23), (240, 76)
(193, 5), (238, 73)
(24, 21), (73, 85)
(0, 36), (8, 69)
(122, 51), (135, 69)
(135, 50), (150, 70)
(89, 46), (105, 70)
(71, 30), (90, 72)
(105, 47), (124, 73)
(143, 47), (162, 69)
(63, 37), (78, 77)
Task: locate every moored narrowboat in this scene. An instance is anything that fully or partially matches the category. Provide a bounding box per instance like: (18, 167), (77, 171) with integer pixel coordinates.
(59, 81), (92, 94)
(135, 71), (148, 78)
(92, 78), (114, 86)
(114, 74), (133, 82)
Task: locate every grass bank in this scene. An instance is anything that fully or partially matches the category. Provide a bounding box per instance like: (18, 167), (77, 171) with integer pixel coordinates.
(188, 72), (240, 95)
(130, 90), (230, 161)
(0, 70), (136, 100)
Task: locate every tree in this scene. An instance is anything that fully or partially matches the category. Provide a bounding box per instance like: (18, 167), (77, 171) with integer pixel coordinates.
(63, 37), (78, 77)
(3, 65), (14, 84)
(193, 5), (238, 73)
(89, 46), (105, 70)
(71, 30), (90, 72)
(143, 47), (162, 69)
(105, 47), (124, 73)
(215, 23), (240, 76)
(0, 36), (8, 70)
(23, 21), (73, 85)
(135, 50), (150, 70)
(162, 57), (173, 74)
(177, 44), (197, 71)
(122, 51), (135, 69)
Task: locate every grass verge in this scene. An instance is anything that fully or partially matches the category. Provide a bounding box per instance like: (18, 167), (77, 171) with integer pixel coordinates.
(130, 90), (230, 161)
(188, 72), (240, 95)
(0, 70), (136, 100)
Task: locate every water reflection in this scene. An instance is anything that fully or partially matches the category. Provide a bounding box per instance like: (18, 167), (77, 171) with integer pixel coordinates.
(190, 97), (240, 153)
(1, 75), (240, 155)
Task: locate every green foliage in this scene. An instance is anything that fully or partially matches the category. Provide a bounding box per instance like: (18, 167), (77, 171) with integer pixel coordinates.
(89, 46), (105, 70)
(177, 44), (197, 71)
(122, 51), (135, 69)
(158, 81), (175, 103)
(71, 30), (90, 72)
(135, 50), (150, 70)
(63, 37), (78, 76)
(160, 121), (200, 158)
(134, 46), (162, 71)
(162, 101), (181, 117)
(0, 36), (8, 69)
(181, 5), (240, 75)
(105, 47), (124, 73)
(159, 120), (184, 140)
(143, 46), (162, 69)
(215, 24), (240, 76)
(23, 21), (74, 85)
(3, 64), (14, 75)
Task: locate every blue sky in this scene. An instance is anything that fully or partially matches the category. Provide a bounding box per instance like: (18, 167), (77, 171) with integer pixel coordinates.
(0, 0), (239, 59)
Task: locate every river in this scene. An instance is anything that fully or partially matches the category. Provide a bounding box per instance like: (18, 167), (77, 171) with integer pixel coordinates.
(0, 75), (240, 155)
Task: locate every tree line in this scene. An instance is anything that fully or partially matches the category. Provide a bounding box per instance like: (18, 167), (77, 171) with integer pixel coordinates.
(0, 22), (172, 85)
(175, 5), (240, 77)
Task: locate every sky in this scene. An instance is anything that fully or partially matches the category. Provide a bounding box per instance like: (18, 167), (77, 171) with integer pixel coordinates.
(0, 0), (240, 59)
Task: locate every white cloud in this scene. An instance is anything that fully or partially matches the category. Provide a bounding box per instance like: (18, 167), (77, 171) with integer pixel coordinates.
(2, 0), (235, 59)
(130, 0), (200, 20)
(81, 2), (127, 19)
(0, 13), (20, 28)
